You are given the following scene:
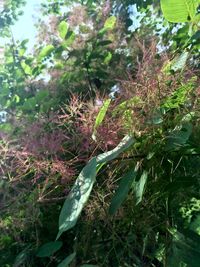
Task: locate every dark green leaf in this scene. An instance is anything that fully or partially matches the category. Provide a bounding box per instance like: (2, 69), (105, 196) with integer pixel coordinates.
(109, 169), (137, 215)
(165, 122), (192, 150)
(36, 241), (63, 258)
(57, 252), (76, 267)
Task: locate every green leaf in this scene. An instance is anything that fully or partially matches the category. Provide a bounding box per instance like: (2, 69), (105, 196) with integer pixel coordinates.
(14, 245), (31, 267)
(38, 45), (54, 61)
(165, 122), (192, 150)
(22, 97), (37, 111)
(134, 171), (148, 205)
(104, 16), (117, 29)
(109, 169), (137, 215)
(36, 241), (63, 258)
(163, 81), (193, 109)
(80, 265), (98, 267)
(35, 90), (49, 103)
(57, 252), (76, 267)
(21, 61), (32, 75)
(167, 228), (200, 267)
(13, 94), (20, 104)
(97, 40), (112, 46)
(161, 0), (198, 22)
(190, 214), (200, 235)
(96, 135), (134, 165)
(92, 99), (111, 141)
(95, 99), (111, 128)
(62, 31), (76, 47)
(57, 136), (134, 238)
(171, 51), (189, 72)
(57, 158), (97, 239)
(58, 21), (69, 39)
(104, 52), (112, 64)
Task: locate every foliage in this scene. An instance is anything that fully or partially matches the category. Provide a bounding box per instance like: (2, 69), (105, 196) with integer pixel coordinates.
(0, 0), (200, 267)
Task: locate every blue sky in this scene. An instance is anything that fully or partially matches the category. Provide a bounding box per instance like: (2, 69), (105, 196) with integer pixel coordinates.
(11, 0), (42, 50)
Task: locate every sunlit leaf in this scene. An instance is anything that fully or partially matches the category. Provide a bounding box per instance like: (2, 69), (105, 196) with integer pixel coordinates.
(134, 171), (148, 205)
(57, 136), (134, 238)
(95, 99), (111, 128)
(58, 21), (69, 39)
(57, 158), (97, 239)
(171, 51), (189, 71)
(104, 16), (117, 29)
(96, 135), (134, 164)
(161, 0), (198, 22)
(92, 98), (111, 141)
(38, 45), (54, 61)
(21, 61), (32, 75)
(104, 52), (112, 64)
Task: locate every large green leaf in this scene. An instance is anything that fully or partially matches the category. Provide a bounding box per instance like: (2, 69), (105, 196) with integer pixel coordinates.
(161, 0), (199, 22)
(57, 252), (76, 267)
(57, 136), (134, 239)
(109, 168), (137, 215)
(57, 158), (97, 239)
(36, 241), (63, 258)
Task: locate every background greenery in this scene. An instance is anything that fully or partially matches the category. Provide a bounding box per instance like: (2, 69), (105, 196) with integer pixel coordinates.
(0, 0), (200, 266)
